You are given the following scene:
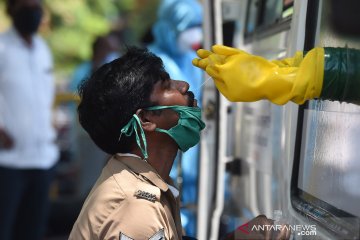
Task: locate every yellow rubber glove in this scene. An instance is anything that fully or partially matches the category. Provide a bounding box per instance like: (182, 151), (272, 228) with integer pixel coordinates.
(192, 45), (324, 105)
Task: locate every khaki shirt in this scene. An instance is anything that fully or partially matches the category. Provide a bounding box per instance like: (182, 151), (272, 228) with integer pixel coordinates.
(69, 154), (183, 240)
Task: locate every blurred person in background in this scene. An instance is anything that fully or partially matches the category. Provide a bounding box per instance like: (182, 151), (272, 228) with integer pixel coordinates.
(0, 0), (59, 239)
(70, 33), (121, 92)
(148, 0), (203, 235)
(68, 33), (121, 197)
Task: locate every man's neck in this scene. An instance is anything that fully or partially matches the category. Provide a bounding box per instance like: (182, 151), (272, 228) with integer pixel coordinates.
(15, 28), (34, 47)
(131, 145), (178, 181)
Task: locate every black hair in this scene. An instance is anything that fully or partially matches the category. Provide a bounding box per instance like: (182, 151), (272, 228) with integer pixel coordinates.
(77, 47), (169, 154)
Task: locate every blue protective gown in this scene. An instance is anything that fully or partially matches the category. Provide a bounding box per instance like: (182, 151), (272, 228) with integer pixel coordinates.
(148, 0), (203, 236)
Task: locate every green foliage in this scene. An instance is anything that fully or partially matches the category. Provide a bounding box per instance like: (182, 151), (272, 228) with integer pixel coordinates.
(44, 0), (123, 77)
(0, 2), (10, 32)
(128, 0), (161, 42)
(0, 0), (160, 81)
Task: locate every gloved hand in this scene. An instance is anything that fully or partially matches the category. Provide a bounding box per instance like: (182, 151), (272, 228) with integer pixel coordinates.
(192, 45), (324, 105)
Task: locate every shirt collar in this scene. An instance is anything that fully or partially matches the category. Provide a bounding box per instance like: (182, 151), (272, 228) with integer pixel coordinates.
(114, 153), (169, 192)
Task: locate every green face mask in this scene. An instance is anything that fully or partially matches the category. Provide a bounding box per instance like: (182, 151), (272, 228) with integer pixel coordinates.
(120, 105), (206, 159)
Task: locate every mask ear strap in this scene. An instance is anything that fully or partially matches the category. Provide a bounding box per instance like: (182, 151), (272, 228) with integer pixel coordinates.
(120, 114), (148, 160)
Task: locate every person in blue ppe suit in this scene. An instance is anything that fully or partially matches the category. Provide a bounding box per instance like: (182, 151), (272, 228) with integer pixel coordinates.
(148, 0), (203, 236)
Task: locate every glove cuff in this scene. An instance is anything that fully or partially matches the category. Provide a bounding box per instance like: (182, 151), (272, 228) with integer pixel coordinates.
(290, 47), (324, 104)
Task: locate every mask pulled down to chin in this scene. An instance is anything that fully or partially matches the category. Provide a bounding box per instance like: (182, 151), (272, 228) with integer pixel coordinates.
(120, 105), (206, 159)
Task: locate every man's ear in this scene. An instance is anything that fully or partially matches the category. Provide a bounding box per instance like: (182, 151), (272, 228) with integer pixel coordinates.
(135, 109), (156, 132)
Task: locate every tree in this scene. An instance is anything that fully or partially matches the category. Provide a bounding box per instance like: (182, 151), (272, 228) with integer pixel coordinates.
(0, 0), (160, 82)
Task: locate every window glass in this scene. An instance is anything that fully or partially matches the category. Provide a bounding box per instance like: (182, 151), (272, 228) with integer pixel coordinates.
(298, 102), (360, 218)
(245, 0), (259, 35)
(263, 0), (283, 26)
(245, 0), (294, 37)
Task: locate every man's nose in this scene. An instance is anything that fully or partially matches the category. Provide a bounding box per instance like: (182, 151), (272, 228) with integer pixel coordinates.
(173, 80), (189, 93)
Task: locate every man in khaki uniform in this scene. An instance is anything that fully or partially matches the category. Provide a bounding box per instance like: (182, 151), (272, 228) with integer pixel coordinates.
(69, 47), (291, 240)
(70, 153), (183, 239)
(69, 47), (204, 239)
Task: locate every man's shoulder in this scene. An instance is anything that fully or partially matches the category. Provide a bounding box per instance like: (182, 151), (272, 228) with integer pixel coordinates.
(69, 161), (127, 238)
(89, 157), (162, 203)
(70, 157), (167, 239)
(79, 163), (127, 211)
(107, 157), (162, 202)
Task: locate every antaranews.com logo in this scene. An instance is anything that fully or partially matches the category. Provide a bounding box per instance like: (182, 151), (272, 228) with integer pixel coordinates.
(238, 223), (317, 236)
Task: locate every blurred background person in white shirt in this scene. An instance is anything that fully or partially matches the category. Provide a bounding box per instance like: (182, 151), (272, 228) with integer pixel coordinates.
(0, 0), (59, 239)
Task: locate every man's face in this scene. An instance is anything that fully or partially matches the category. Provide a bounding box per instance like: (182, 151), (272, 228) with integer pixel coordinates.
(148, 79), (197, 130)
(9, 0), (43, 35)
(150, 79), (196, 107)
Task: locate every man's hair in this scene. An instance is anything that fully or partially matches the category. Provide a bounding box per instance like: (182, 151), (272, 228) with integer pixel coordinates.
(77, 47), (169, 154)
